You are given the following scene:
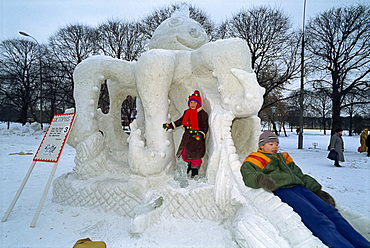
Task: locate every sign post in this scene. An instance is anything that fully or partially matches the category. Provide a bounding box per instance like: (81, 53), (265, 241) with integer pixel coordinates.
(1, 113), (76, 227)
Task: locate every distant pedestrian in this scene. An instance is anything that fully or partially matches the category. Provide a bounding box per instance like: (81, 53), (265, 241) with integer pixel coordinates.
(359, 128), (368, 153)
(366, 134), (370, 157)
(330, 128), (344, 167)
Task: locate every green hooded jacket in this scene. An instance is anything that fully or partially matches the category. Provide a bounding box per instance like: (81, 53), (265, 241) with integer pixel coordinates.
(240, 149), (321, 192)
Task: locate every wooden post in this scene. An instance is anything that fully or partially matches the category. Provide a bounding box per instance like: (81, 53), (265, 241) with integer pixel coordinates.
(30, 162), (59, 228)
(2, 113), (76, 227)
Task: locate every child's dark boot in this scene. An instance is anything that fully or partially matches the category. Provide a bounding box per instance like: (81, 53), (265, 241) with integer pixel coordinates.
(191, 168), (198, 178)
(187, 163), (191, 174)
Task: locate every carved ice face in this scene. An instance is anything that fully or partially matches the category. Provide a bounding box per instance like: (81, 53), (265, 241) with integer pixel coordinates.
(149, 16), (208, 50)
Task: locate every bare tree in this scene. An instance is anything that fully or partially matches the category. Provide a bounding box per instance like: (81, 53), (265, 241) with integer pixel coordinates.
(258, 89), (289, 136)
(214, 21), (230, 40)
(342, 91), (368, 135)
(96, 19), (146, 61)
(220, 6), (301, 107)
(41, 49), (75, 121)
(48, 24), (98, 107)
(285, 89), (313, 132)
(305, 88), (332, 134)
(0, 39), (44, 124)
(306, 4), (370, 134)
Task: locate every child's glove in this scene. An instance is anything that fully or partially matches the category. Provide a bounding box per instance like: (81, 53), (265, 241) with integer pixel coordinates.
(257, 174), (276, 191)
(163, 123), (173, 131)
(314, 190), (336, 207)
(193, 133), (201, 141)
(192, 132), (204, 141)
(190, 130), (203, 141)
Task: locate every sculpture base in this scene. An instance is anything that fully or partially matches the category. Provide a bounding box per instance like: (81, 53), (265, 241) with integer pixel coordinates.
(52, 172), (222, 223)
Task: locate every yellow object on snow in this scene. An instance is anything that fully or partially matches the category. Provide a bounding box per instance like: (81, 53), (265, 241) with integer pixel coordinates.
(73, 238), (106, 248)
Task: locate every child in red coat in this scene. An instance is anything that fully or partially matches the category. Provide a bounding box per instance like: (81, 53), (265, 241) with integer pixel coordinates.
(163, 90), (209, 177)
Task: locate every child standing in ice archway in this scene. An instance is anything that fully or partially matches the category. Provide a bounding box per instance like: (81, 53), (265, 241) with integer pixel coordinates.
(163, 90), (209, 177)
(240, 131), (370, 248)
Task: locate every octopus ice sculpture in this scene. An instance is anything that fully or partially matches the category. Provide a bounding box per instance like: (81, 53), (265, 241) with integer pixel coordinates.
(53, 6), (367, 247)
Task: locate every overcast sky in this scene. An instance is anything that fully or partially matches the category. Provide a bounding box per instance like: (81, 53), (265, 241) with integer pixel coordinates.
(1, 0), (360, 43)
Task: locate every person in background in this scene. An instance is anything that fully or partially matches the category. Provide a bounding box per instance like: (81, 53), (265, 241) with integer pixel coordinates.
(359, 128), (368, 153)
(240, 130), (370, 248)
(366, 133), (370, 157)
(163, 90), (209, 178)
(330, 128), (345, 167)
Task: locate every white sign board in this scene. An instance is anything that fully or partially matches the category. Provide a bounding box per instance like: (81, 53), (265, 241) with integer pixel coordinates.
(33, 113), (75, 163)
(2, 112), (76, 227)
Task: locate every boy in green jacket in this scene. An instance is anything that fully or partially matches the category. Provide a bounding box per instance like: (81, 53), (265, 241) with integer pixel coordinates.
(240, 131), (369, 248)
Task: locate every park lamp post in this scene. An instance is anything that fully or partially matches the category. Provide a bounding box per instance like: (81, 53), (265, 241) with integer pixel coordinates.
(19, 31), (43, 130)
(298, 0), (307, 149)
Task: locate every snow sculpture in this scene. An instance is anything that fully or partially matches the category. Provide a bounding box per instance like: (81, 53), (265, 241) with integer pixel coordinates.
(53, 5), (327, 247)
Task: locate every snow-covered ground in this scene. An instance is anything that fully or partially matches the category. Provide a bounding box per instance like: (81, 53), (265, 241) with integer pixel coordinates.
(0, 122), (369, 247)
